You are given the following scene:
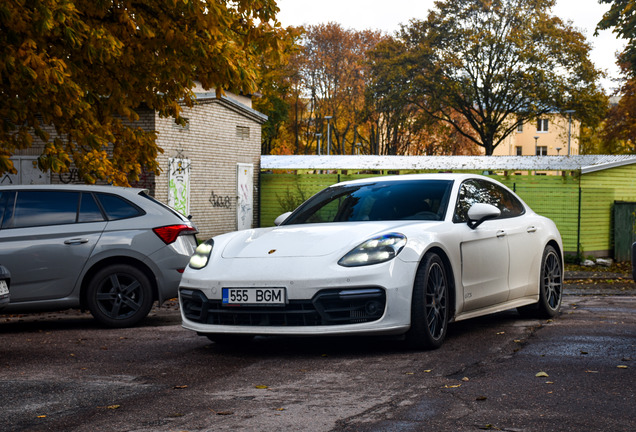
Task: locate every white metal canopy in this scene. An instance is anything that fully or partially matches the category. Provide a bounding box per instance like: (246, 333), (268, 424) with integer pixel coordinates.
(260, 155), (636, 174)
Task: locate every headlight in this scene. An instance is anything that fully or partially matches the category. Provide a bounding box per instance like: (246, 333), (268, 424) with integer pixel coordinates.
(189, 240), (214, 269)
(338, 233), (407, 267)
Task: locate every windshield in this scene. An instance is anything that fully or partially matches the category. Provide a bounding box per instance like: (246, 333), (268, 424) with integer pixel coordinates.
(283, 180), (453, 225)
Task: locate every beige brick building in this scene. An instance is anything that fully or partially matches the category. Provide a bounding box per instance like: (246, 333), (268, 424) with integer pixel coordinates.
(491, 113), (580, 156)
(5, 90), (266, 240)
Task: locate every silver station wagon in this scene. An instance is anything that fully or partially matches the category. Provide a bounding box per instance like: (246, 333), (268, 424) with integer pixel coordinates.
(0, 185), (198, 327)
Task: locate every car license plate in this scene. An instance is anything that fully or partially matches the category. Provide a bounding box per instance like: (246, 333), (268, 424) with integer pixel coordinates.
(222, 288), (286, 306)
(0, 280), (8, 296)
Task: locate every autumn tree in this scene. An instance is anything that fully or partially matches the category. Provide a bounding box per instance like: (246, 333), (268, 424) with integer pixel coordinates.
(291, 23), (383, 156)
(365, 36), (480, 155)
(597, 0), (636, 76)
(254, 26), (303, 155)
(599, 62), (636, 153)
(594, 1), (636, 155)
(0, 0), (290, 184)
(364, 36), (421, 155)
(389, 0), (606, 155)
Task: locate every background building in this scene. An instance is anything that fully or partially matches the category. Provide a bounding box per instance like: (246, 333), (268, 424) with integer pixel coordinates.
(492, 113), (580, 156)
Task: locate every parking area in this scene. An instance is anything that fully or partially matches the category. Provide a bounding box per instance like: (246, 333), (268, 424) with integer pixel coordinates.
(1, 282), (635, 432)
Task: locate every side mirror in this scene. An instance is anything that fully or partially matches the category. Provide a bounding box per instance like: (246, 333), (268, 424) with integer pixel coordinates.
(274, 212), (292, 226)
(467, 203), (501, 229)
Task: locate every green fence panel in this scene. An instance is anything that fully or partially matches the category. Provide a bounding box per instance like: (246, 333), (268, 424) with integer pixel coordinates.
(614, 202), (636, 262)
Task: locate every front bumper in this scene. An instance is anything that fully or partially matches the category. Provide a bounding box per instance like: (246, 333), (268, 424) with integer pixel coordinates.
(178, 256), (415, 336)
(181, 287), (387, 327)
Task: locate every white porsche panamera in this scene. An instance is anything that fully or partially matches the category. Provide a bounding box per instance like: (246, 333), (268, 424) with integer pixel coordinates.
(179, 173), (563, 349)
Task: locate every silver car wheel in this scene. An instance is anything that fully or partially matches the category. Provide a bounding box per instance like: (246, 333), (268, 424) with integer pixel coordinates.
(405, 252), (449, 350)
(87, 264), (154, 327)
(518, 245), (563, 318)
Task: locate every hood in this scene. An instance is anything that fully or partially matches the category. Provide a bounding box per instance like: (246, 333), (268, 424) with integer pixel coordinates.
(221, 222), (420, 259)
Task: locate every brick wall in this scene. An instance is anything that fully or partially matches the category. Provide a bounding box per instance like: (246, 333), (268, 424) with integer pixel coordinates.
(154, 98), (262, 240)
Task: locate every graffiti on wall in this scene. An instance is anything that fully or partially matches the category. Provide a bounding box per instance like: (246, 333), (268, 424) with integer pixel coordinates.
(58, 169), (82, 184)
(236, 163), (254, 230)
(209, 191), (233, 209)
(168, 157), (191, 216)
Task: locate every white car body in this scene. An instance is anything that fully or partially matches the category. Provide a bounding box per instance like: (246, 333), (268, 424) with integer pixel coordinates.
(179, 173), (563, 348)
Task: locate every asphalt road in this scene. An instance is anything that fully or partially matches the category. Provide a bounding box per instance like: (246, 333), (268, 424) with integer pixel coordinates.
(1, 282), (634, 432)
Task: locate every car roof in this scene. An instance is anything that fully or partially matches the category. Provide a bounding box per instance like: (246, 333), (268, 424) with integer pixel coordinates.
(0, 184), (147, 195)
(333, 173), (489, 187)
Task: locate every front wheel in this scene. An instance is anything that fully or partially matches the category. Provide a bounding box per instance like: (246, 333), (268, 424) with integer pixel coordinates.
(518, 245), (563, 318)
(86, 264), (154, 328)
(405, 253), (449, 350)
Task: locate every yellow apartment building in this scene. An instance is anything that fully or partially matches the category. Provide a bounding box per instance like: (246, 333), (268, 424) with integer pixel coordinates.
(491, 113), (580, 156)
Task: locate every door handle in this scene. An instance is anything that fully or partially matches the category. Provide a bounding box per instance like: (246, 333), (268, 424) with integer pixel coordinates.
(64, 238), (89, 245)
(496, 230), (506, 238)
(527, 226), (537, 233)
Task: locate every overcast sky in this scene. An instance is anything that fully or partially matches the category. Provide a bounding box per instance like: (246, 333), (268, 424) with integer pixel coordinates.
(275, 0), (625, 93)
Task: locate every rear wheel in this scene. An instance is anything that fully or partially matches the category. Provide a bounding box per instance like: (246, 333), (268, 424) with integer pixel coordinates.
(405, 252), (449, 350)
(86, 264), (154, 328)
(518, 245), (562, 318)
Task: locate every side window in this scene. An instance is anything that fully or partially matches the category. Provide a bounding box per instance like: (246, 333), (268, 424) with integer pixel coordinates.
(486, 182), (525, 218)
(453, 180), (481, 223)
(0, 191), (16, 228)
(78, 193), (105, 223)
(453, 180), (525, 223)
(96, 193), (143, 220)
(10, 191), (79, 228)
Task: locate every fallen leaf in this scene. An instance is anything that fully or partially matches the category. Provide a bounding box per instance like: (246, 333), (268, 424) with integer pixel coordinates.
(476, 396), (487, 401)
(275, 408), (285, 411)
(107, 405), (120, 410)
(585, 370), (598, 373)
(496, 332), (505, 335)
(617, 365), (628, 369)
(215, 411), (233, 416)
(546, 381), (554, 384)
(405, 372), (414, 375)
(174, 385), (188, 389)
(536, 372), (549, 378)
(255, 385), (269, 389)
(580, 351), (588, 355)
(37, 415), (47, 418)
(462, 377), (470, 382)
(443, 384), (462, 388)
(423, 369), (432, 373)
(514, 340), (522, 343)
